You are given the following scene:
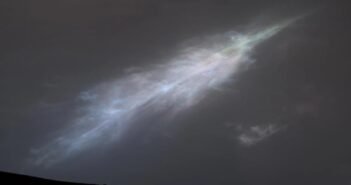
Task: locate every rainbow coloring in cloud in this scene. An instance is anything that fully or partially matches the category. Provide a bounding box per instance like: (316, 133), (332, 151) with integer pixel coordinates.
(30, 18), (299, 167)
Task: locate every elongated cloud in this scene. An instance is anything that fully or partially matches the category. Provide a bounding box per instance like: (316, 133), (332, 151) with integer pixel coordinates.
(237, 124), (282, 146)
(30, 18), (299, 167)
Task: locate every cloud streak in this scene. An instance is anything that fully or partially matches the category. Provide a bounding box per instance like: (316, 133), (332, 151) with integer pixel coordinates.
(237, 124), (282, 146)
(29, 18), (299, 167)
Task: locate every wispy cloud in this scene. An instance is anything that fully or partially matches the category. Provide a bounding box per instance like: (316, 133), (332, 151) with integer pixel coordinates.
(237, 124), (282, 146)
(29, 18), (298, 167)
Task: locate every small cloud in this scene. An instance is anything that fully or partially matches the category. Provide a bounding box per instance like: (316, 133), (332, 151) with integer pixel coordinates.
(78, 91), (98, 102)
(237, 124), (281, 146)
(124, 66), (142, 74)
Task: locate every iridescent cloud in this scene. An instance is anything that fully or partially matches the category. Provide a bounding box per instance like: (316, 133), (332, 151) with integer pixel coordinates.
(30, 17), (299, 167)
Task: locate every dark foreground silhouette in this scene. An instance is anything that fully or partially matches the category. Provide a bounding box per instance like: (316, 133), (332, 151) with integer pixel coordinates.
(0, 171), (100, 185)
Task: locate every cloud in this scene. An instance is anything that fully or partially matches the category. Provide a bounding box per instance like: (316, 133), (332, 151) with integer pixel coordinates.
(29, 19), (297, 166)
(237, 124), (281, 146)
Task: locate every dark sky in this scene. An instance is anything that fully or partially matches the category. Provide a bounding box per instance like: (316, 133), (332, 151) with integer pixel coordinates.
(1, 0), (351, 184)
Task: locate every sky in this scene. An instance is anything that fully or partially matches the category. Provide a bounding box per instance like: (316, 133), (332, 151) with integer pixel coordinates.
(1, 0), (351, 184)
